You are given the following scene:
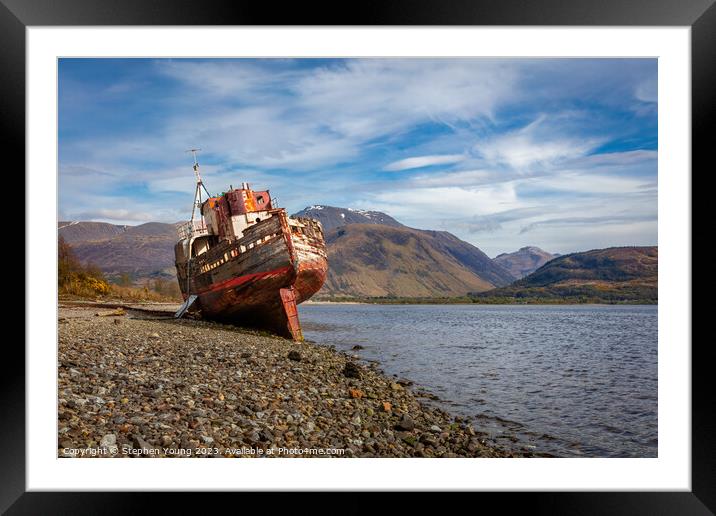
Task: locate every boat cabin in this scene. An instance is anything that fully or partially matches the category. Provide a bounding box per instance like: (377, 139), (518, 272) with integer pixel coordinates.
(201, 182), (274, 240)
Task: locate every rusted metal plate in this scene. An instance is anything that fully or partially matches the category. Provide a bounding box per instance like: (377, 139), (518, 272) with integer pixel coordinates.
(279, 287), (303, 341)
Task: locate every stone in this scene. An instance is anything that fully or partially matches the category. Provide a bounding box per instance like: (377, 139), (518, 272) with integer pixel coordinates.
(351, 345), (365, 350)
(390, 382), (402, 391)
(399, 433), (417, 446)
(100, 433), (117, 449)
(429, 425), (442, 433)
(132, 434), (152, 451)
(342, 362), (361, 379)
(420, 435), (437, 447)
(287, 350), (302, 361)
(396, 414), (415, 431)
(149, 333), (160, 339)
(113, 318), (121, 325)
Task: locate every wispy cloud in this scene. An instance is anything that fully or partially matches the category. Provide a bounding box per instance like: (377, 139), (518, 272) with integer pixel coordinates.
(473, 115), (603, 172)
(635, 77), (657, 103)
(383, 154), (465, 171)
(74, 208), (158, 222)
(519, 213), (656, 234)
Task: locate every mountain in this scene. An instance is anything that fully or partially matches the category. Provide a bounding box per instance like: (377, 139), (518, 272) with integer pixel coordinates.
(59, 221), (179, 280)
(57, 221), (128, 243)
(493, 246), (558, 279)
(291, 206), (515, 298)
(321, 224), (511, 298)
(474, 246), (658, 303)
(293, 205), (404, 232)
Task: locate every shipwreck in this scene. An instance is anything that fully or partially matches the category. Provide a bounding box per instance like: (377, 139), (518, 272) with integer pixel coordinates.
(174, 150), (328, 340)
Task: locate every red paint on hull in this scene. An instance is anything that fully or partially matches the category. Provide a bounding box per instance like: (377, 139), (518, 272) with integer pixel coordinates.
(195, 265), (293, 296)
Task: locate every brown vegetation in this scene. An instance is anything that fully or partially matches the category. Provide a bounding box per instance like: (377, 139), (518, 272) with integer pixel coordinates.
(58, 236), (182, 302)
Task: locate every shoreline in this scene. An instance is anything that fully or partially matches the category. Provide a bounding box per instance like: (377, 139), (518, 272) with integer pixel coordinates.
(58, 304), (529, 458)
(61, 296), (656, 309)
(306, 300), (657, 306)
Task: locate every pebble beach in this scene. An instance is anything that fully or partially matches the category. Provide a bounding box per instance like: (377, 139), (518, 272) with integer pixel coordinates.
(58, 303), (520, 458)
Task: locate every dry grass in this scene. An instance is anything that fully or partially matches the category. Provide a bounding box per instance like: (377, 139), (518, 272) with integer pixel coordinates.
(107, 284), (181, 303)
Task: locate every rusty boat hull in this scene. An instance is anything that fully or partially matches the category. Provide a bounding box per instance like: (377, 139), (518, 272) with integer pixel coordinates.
(175, 210), (327, 340)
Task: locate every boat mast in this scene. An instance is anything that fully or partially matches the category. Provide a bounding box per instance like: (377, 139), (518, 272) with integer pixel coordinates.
(187, 148), (212, 224)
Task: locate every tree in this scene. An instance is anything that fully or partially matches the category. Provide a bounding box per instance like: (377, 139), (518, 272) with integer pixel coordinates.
(58, 235), (81, 286)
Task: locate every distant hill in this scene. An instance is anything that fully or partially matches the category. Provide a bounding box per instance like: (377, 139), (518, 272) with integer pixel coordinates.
(321, 224), (512, 298)
(474, 246), (658, 303)
(493, 246), (558, 279)
(293, 205), (404, 232)
(292, 205), (516, 297)
(57, 221), (128, 243)
(58, 221), (179, 281)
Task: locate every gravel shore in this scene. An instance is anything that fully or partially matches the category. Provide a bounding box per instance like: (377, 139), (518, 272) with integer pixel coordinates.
(58, 303), (518, 458)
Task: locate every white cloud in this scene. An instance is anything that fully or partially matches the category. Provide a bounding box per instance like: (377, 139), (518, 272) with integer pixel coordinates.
(523, 172), (656, 195)
(635, 77), (657, 103)
(473, 115), (602, 172)
(562, 149), (657, 169)
(157, 60), (297, 99)
(73, 208), (157, 222)
(449, 195), (657, 257)
(364, 183), (523, 220)
(293, 59), (518, 140)
(146, 59), (522, 170)
(410, 169), (496, 187)
(383, 154), (466, 171)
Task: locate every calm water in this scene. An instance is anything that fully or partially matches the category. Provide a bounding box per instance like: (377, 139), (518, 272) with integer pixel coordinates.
(298, 304), (657, 458)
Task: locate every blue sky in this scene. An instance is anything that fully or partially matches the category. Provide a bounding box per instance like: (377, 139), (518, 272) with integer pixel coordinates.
(58, 58), (657, 256)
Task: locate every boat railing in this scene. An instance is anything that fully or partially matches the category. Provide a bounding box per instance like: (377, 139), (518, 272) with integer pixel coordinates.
(178, 220), (209, 240)
(192, 216), (284, 274)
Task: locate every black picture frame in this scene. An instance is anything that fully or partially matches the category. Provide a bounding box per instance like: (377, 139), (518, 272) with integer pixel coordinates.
(5, 0), (708, 513)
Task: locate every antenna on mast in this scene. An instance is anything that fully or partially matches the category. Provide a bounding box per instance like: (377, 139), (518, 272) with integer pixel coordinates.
(186, 148), (212, 223)
(188, 147), (201, 173)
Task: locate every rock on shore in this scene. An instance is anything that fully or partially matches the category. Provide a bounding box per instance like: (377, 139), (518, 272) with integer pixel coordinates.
(58, 305), (516, 458)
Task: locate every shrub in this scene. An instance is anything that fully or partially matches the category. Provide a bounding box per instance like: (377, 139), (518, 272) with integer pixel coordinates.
(58, 236), (111, 297)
